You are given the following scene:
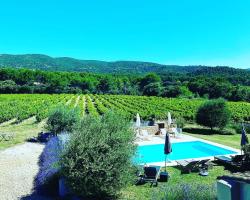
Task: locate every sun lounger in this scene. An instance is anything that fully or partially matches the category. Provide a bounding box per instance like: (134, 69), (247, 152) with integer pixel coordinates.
(136, 165), (161, 187)
(160, 128), (166, 136)
(136, 129), (152, 141)
(214, 155), (232, 163)
(135, 129), (144, 141)
(197, 159), (212, 176)
(231, 155), (245, 163)
(141, 130), (153, 140)
(177, 160), (200, 174)
(177, 159), (213, 174)
(141, 130), (149, 136)
(197, 159), (211, 169)
(172, 128), (178, 138)
(214, 155), (249, 172)
(168, 128), (181, 138)
(214, 155), (243, 165)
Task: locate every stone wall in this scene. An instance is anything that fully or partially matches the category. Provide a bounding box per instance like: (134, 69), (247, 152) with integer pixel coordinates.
(140, 125), (159, 135)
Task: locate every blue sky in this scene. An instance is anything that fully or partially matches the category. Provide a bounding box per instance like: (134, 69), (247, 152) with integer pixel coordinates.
(0, 0), (250, 68)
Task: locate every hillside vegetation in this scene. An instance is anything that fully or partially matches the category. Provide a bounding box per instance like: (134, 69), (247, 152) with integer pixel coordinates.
(0, 54), (244, 74)
(0, 67), (250, 102)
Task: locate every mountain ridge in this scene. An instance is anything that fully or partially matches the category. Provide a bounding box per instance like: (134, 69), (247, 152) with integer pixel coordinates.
(0, 54), (248, 74)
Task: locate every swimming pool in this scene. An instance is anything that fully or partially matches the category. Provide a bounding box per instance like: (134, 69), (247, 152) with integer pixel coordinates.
(135, 141), (237, 164)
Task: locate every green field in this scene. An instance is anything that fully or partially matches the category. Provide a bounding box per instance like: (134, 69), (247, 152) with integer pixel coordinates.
(1, 94), (249, 149)
(0, 94), (249, 124)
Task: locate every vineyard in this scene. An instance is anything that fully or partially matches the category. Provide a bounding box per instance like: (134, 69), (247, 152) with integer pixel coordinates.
(0, 94), (249, 124)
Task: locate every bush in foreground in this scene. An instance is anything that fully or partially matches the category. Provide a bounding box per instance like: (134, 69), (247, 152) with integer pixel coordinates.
(232, 123), (250, 135)
(59, 112), (136, 199)
(46, 106), (80, 135)
(196, 98), (230, 130)
(35, 136), (60, 195)
(158, 183), (216, 200)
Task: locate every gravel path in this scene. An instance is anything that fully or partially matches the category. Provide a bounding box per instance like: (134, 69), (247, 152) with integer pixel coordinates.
(0, 142), (52, 200)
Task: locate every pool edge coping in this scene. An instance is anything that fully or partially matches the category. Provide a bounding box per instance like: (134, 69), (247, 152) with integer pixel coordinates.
(136, 133), (241, 166)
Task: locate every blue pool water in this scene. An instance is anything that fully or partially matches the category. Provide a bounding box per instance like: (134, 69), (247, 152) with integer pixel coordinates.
(135, 141), (237, 164)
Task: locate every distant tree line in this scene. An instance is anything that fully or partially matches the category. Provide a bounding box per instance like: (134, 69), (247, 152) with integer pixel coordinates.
(0, 68), (249, 102)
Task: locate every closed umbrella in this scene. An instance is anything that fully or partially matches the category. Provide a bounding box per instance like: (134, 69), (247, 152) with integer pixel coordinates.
(136, 113), (141, 128)
(164, 133), (172, 172)
(241, 124), (249, 154)
(167, 112), (172, 126)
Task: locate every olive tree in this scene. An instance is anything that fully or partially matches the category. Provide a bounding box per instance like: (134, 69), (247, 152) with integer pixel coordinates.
(196, 98), (230, 130)
(46, 105), (80, 135)
(59, 112), (136, 199)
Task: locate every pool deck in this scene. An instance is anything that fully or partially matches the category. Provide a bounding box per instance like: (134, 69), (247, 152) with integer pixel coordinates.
(135, 134), (241, 167)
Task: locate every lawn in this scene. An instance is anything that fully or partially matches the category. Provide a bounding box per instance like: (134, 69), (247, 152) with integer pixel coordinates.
(186, 133), (241, 150)
(120, 166), (228, 200)
(0, 117), (45, 150)
(183, 124), (243, 150)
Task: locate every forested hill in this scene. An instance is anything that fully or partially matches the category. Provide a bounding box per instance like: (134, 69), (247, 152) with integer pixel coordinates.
(0, 53), (228, 74)
(0, 66), (249, 102)
(190, 66), (247, 75)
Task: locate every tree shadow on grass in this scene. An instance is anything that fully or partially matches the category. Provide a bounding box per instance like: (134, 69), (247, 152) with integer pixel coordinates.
(26, 132), (55, 143)
(183, 127), (233, 135)
(20, 135), (60, 200)
(20, 194), (57, 200)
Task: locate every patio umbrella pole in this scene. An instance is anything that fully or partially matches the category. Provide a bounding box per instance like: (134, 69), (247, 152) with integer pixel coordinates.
(241, 123), (249, 155)
(164, 133), (172, 173)
(165, 155), (167, 172)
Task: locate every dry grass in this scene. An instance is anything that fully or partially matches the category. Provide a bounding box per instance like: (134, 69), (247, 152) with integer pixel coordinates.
(0, 117), (46, 150)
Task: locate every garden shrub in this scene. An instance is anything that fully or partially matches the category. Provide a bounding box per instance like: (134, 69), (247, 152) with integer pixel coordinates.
(196, 98), (230, 130)
(36, 134), (70, 186)
(158, 183), (216, 200)
(59, 112), (136, 199)
(36, 136), (60, 187)
(232, 123), (250, 135)
(46, 105), (80, 135)
(176, 117), (185, 129)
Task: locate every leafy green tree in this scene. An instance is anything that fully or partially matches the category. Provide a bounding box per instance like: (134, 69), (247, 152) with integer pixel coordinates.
(0, 67), (249, 102)
(16, 69), (35, 84)
(209, 80), (232, 99)
(46, 106), (80, 135)
(59, 112), (136, 199)
(196, 98), (230, 130)
(0, 80), (18, 93)
(188, 78), (234, 99)
(162, 85), (182, 97)
(19, 85), (34, 93)
(139, 73), (161, 89)
(230, 86), (250, 102)
(179, 86), (193, 98)
(143, 82), (163, 96)
(96, 78), (113, 93)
